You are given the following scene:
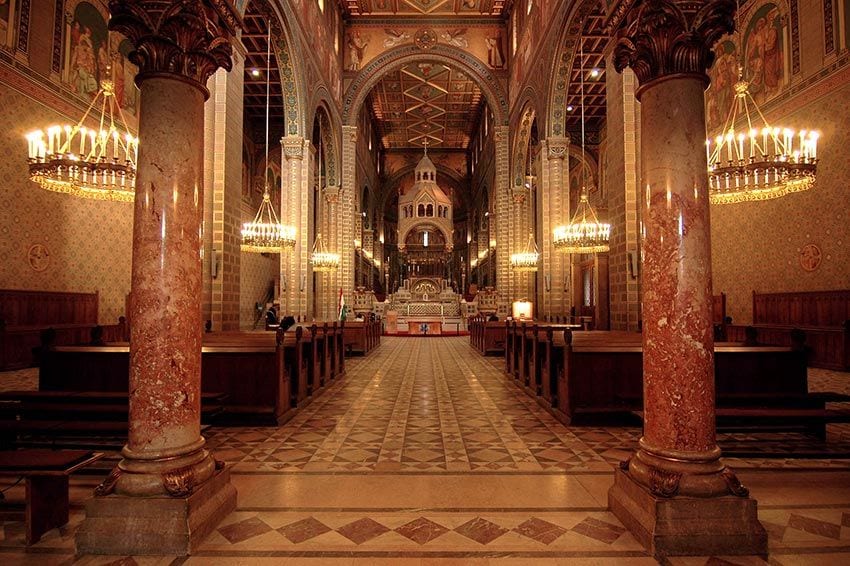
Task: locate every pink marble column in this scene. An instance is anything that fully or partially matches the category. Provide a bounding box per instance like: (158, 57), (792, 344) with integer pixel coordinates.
(76, 1), (239, 555)
(608, 0), (766, 557)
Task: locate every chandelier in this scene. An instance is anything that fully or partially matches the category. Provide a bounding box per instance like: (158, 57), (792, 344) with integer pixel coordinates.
(241, 20), (296, 253)
(510, 233), (540, 272)
(706, 0), (819, 205)
(310, 233), (340, 272)
(26, 74), (137, 202)
(553, 44), (610, 255)
(553, 191), (611, 253)
(707, 73), (818, 204)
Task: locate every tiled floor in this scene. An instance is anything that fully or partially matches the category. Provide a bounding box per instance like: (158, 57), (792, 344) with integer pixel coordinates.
(1, 337), (849, 564)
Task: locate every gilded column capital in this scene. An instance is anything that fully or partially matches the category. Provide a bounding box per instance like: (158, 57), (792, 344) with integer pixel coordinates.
(324, 185), (341, 204)
(613, 0), (735, 96)
(546, 136), (570, 160)
(281, 136), (305, 160)
(108, 0), (240, 96)
(342, 125), (358, 144)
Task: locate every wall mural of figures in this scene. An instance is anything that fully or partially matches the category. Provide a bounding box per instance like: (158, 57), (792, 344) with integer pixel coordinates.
(706, 40), (738, 133)
(705, 3), (786, 135)
(744, 3), (784, 105)
(63, 0), (138, 116)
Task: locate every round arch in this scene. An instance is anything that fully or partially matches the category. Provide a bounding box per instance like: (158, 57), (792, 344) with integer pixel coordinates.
(342, 44), (509, 127)
(511, 99), (539, 189)
(309, 98), (341, 188)
(242, 0), (307, 137)
(545, 0), (609, 139)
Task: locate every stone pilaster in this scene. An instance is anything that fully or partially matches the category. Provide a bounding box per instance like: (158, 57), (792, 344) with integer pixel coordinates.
(608, 0), (766, 557)
(205, 50), (244, 331)
(76, 0), (239, 555)
(281, 135), (310, 319)
(340, 125), (358, 302)
(541, 137), (570, 317)
(492, 125), (512, 303)
(605, 58), (642, 331)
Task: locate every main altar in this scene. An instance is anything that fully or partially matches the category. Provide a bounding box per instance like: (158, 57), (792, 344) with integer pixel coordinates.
(385, 278), (463, 335)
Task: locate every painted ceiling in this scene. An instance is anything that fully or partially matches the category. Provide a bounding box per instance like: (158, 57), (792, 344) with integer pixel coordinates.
(342, 0), (511, 17)
(368, 62), (485, 149)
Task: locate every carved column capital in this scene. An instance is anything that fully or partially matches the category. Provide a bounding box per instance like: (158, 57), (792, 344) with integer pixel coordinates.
(281, 136), (305, 159)
(546, 136), (570, 160)
(613, 0), (735, 96)
(108, 0), (241, 96)
(324, 185), (341, 204)
(342, 125), (357, 144)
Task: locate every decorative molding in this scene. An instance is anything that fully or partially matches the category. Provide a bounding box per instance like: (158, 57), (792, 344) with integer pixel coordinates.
(108, 0), (238, 95)
(17, 0), (31, 53)
(790, 0), (801, 74)
(824, 0), (835, 54)
(52, 0), (64, 73)
(613, 0), (736, 93)
(547, 136), (570, 159)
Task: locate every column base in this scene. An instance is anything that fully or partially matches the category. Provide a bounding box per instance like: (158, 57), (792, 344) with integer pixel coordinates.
(75, 465), (236, 556)
(608, 468), (767, 558)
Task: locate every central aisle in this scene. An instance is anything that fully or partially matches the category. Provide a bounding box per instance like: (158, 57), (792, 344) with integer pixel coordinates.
(194, 337), (652, 562)
(209, 336), (616, 473)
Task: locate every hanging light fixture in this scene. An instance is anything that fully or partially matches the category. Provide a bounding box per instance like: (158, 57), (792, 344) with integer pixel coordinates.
(553, 43), (610, 254)
(26, 34), (137, 202)
(510, 232), (540, 272)
(310, 232), (340, 271)
(309, 114), (340, 270)
(241, 20), (296, 253)
(707, 0), (819, 205)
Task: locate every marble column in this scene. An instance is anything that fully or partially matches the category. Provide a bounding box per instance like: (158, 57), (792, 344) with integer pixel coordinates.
(281, 136), (309, 319)
(76, 0), (238, 555)
(608, 0), (766, 557)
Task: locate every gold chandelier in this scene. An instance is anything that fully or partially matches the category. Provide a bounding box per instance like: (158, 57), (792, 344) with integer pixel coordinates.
(707, 72), (818, 204)
(553, 44), (610, 255)
(553, 191), (611, 253)
(241, 20), (296, 253)
(707, 0), (819, 205)
(26, 74), (137, 202)
(510, 233), (540, 272)
(310, 233), (340, 272)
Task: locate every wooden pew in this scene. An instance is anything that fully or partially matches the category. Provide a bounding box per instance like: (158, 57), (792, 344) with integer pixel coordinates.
(0, 449), (103, 544)
(39, 337), (294, 425)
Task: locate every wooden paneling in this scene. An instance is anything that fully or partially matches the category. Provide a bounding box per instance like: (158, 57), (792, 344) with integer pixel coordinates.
(0, 289), (98, 327)
(753, 290), (850, 327)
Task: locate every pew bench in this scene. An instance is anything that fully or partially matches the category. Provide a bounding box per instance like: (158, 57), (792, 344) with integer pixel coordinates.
(0, 449), (102, 544)
(633, 407), (850, 440)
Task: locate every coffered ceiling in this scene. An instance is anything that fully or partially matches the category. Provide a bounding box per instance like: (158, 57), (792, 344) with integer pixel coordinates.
(368, 62), (485, 149)
(242, 8), (284, 143)
(342, 0), (511, 17)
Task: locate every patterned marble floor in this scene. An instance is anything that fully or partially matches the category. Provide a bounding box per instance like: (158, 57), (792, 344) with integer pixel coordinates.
(1, 337), (849, 564)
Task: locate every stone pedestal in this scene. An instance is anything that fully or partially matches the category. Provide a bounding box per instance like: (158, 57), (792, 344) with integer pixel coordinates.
(76, 466), (236, 556)
(609, 468), (766, 557)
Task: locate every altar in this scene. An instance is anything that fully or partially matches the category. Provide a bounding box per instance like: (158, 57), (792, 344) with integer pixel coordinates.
(408, 320), (442, 335)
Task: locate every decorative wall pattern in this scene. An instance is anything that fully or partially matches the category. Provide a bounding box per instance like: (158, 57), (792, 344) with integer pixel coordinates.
(0, 87), (133, 323)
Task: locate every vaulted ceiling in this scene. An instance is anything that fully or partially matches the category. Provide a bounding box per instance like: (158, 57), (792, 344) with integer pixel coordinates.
(342, 0), (512, 17)
(368, 62), (485, 149)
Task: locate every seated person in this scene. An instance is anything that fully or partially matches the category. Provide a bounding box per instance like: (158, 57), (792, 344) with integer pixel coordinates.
(90, 325), (106, 346)
(488, 313), (499, 322)
(265, 306), (278, 326)
(279, 316), (296, 331)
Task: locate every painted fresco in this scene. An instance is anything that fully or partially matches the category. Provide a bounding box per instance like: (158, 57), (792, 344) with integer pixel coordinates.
(744, 3), (784, 105)
(705, 3), (785, 134)
(343, 25), (506, 73)
(706, 40), (738, 133)
(64, 1), (138, 115)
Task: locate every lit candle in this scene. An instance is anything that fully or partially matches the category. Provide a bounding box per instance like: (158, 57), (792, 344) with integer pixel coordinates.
(47, 127), (55, 155)
(737, 133), (745, 161)
(749, 129), (757, 158)
(124, 133), (132, 162)
(89, 130), (96, 156)
(112, 130), (119, 160)
(810, 132), (818, 159)
(63, 126), (71, 154)
(79, 127), (86, 155)
(705, 139), (711, 164)
(762, 128), (769, 153)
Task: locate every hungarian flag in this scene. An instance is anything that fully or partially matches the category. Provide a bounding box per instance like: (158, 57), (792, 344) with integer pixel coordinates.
(338, 288), (346, 321)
